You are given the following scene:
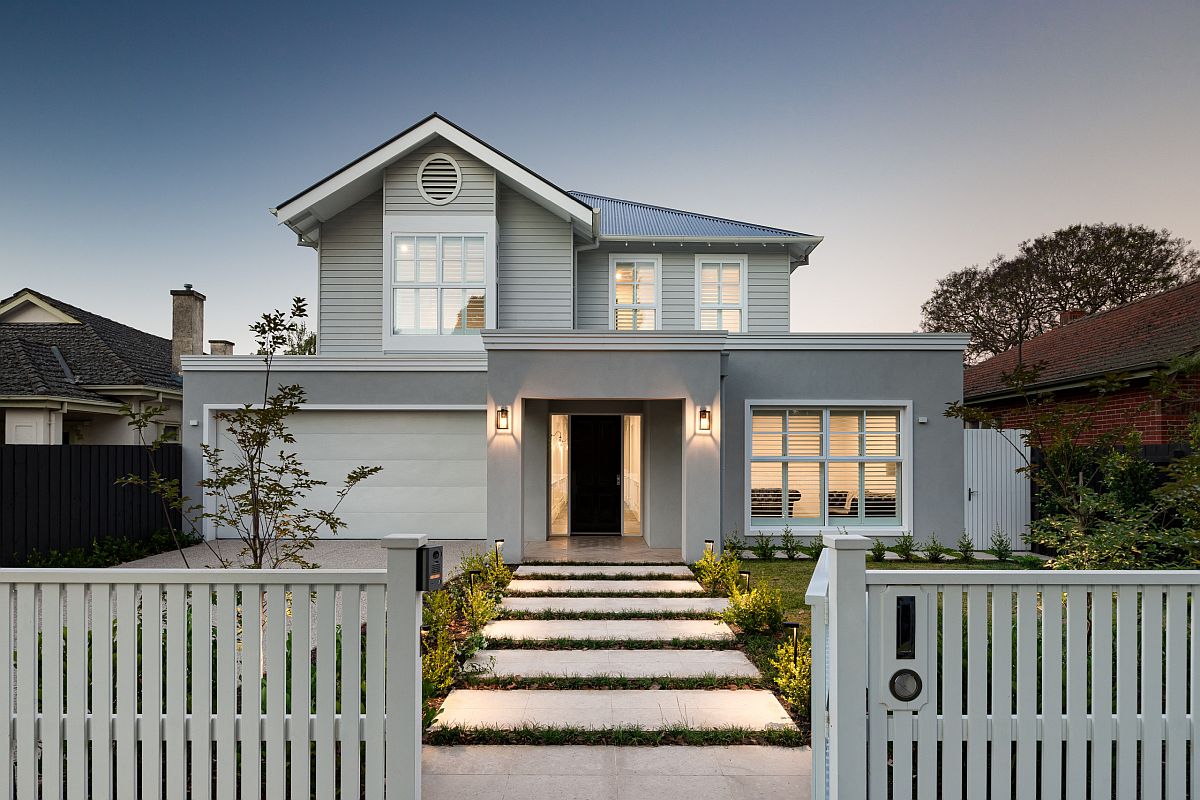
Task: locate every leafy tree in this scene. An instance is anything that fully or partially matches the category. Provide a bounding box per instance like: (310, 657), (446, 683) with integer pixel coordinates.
(923, 224), (1199, 362)
(123, 298), (381, 568)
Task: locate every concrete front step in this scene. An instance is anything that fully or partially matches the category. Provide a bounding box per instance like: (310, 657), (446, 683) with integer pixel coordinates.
(516, 565), (694, 578)
(483, 619), (733, 642)
(422, 745), (812, 800)
(502, 596), (728, 614)
(467, 648), (760, 679)
(507, 579), (705, 595)
(433, 689), (796, 731)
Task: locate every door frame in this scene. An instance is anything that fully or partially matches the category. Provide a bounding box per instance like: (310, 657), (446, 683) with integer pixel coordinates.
(548, 412), (644, 537)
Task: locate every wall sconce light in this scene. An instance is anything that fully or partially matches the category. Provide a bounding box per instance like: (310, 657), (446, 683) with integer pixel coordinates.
(697, 406), (712, 433)
(704, 539), (714, 555)
(494, 539), (505, 567)
(496, 405), (511, 432)
(784, 621), (800, 665)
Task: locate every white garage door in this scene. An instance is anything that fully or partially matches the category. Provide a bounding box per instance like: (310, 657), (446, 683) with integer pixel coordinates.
(213, 409), (486, 539)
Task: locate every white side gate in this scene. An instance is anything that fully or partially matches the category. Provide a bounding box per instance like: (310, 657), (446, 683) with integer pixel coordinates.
(808, 536), (1200, 799)
(964, 428), (1030, 550)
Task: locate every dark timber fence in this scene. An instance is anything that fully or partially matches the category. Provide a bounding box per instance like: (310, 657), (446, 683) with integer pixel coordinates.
(0, 444), (181, 566)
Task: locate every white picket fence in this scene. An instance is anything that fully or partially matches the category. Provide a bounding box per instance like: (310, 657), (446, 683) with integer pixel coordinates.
(808, 535), (1200, 799)
(964, 428), (1031, 550)
(0, 535), (426, 800)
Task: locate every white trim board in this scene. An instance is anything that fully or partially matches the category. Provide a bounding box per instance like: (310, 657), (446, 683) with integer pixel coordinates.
(741, 398), (915, 538)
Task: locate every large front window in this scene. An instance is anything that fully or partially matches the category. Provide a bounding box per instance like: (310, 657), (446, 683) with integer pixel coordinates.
(392, 234), (485, 335)
(611, 256), (659, 331)
(749, 407), (904, 527)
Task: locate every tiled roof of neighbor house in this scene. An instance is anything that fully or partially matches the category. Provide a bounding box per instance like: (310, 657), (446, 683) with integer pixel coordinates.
(0, 289), (180, 404)
(964, 279), (1200, 400)
(569, 192), (814, 239)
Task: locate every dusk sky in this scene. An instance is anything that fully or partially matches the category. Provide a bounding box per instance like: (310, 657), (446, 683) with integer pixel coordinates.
(2, 0), (1197, 351)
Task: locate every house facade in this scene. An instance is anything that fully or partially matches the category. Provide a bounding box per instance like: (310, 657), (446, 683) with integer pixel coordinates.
(965, 281), (1200, 459)
(0, 288), (202, 445)
(181, 114), (967, 561)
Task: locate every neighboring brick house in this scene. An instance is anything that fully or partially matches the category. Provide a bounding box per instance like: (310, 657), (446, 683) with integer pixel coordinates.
(963, 280), (1200, 455)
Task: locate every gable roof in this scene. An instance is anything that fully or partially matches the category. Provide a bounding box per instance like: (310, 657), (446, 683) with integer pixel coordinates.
(963, 280), (1200, 401)
(0, 289), (180, 404)
(271, 113), (596, 245)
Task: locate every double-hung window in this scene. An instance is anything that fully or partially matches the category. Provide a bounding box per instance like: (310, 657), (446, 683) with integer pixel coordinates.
(749, 406), (904, 528)
(696, 255), (746, 332)
(611, 255), (659, 331)
(392, 234), (486, 336)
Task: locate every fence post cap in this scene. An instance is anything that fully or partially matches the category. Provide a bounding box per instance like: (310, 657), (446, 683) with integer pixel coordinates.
(379, 534), (429, 550)
(828, 534), (872, 551)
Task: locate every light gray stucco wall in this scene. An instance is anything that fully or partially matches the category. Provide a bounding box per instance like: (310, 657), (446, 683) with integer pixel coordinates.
(486, 348), (722, 562)
(180, 365), (487, 528)
(720, 348), (965, 546)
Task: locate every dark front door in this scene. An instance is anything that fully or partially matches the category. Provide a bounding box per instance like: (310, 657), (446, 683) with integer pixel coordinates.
(570, 415), (622, 534)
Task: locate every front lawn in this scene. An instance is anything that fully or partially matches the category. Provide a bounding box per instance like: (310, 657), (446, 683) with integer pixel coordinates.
(743, 557), (1019, 633)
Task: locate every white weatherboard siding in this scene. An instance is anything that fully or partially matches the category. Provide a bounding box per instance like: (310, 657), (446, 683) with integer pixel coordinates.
(317, 191), (384, 353)
(575, 248), (791, 331)
(383, 139), (495, 215)
(213, 410), (486, 539)
(964, 428), (1031, 549)
(497, 184), (573, 328)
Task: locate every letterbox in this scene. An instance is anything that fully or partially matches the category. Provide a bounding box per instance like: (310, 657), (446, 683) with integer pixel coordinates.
(416, 545), (443, 592)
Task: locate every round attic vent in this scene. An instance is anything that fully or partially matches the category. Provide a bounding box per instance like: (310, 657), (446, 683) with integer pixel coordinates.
(417, 153), (462, 205)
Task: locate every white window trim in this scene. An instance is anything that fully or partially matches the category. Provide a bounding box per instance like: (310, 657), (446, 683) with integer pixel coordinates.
(382, 214), (496, 352)
(608, 253), (661, 331)
(693, 254), (748, 332)
(742, 399), (914, 537)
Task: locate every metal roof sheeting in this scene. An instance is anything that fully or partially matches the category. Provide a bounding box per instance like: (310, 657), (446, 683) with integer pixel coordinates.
(570, 192), (812, 240)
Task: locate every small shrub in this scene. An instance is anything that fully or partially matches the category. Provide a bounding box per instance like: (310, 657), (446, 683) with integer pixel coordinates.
(749, 532), (777, 560)
(890, 532), (918, 562)
(456, 583), (498, 634)
(868, 538), (888, 563)
(21, 528), (202, 568)
(1012, 554), (1044, 569)
(421, 630), (457, 696)
(723, 530), (748, 558)
(922, 537), (951, 563)
(769, 639), (812, 716)
(986, 529), (1014, 562)
(693, 549), (742, 596)
(721, 585), (785, 634)
(423, 588), (457, 631)
(779, 526), (803, 560)
(458, 548), (513, 591)
(797, 531), (825, 560)
(955, 533), (976, 563)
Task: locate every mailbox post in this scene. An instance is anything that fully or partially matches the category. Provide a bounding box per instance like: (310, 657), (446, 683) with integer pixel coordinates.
(381, 534), (428, 800)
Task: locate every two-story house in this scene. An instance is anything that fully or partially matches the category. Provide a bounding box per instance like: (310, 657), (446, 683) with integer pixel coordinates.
(181, 114), (968, 561)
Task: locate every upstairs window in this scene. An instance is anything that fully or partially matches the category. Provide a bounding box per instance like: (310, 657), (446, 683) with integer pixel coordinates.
(610, 255), (660, 331)
(696, 256), (746, 332)
(392, 234), (486, 336)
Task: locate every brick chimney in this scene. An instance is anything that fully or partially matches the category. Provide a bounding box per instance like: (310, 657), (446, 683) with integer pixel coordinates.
(1059, 309), (1086, 326)
(170, 284), (205, 373)
(208, 339), (234, 356)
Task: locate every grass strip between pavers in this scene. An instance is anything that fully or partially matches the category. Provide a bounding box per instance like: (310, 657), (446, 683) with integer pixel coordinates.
(482, 636), (737, 650)
(513, 572), (696, 581)
(497, 609), (722, 621)
(461, 675), (763, 691)
(506, 589), (709, 598)
(425, 724), (805, 748)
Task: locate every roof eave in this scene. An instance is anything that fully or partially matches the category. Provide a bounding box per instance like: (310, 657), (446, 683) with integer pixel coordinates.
(270, 114), (595, 240)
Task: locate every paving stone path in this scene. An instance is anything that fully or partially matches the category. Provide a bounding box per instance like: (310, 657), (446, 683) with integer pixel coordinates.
(431, 563), (807, 799)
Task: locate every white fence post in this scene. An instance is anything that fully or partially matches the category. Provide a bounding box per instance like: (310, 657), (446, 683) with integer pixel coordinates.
(826, 535), (870, 799)
(382, 534), (428, 800)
